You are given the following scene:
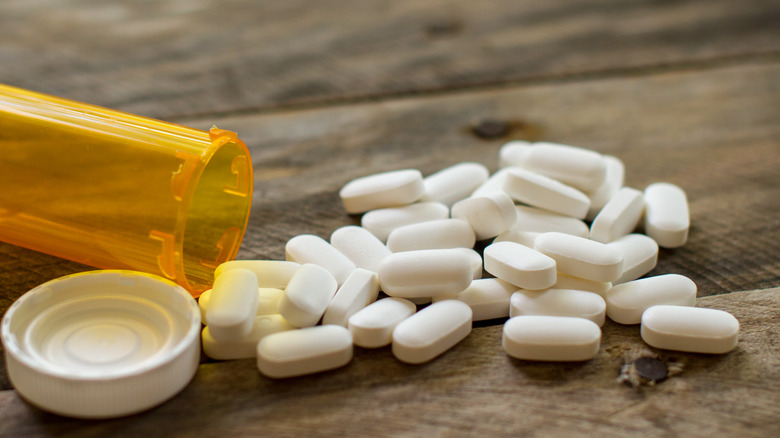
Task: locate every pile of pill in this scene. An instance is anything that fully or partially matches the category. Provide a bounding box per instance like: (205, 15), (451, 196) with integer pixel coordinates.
(200, 141), (740, 378)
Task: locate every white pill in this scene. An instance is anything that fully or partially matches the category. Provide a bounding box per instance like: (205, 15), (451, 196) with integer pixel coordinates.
(215, 260), (301, 289)
(278, 264), (338, 327)
(470, 167), (513, 198)
(509, 289), (607, 326)
(286, 234), (356, 285)
(641, 305), (739, 354)
(512, 205), (589, 238)
(605, 274), (697, 324)
(202, 314), (296, 360)
(552, 272), (612, 297)
(586, 155), (625, 220)
(534, 232), (623, 282)
(498, 141), (532, 168)
(386, 219), (475, 252)
(378, 249), (473, 298)
(493, 229), (540, 248)
(452, 247), (483, 280)
(526, 142), (608, 191)
(590, 187), (645, 243)
(644, 182), (690, 248)
(451, 191), (517, 240)
(322, 268), (380, 327)
(503, 315), (601, 362)
(199, 287), (284, 322)
(483, 241), (557, 290)
(339, 169), (424, 214)
(407, 297), (432, 305)
(206, 268), (259, 341)
(392, 300), (472, 364)
(421, 162), (490, 206)
(348, 297), (417, 348)
(257, 325), (353, 378)
(607, 234), (659, 284)
(503, 168), (590, 219)
(432, 278), (518, 321)
(330, 225), (392, 273)
(361, 202), (450, 242)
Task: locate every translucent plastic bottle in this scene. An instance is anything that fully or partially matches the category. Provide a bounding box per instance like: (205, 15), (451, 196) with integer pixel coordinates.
(0, 84), (253, 296)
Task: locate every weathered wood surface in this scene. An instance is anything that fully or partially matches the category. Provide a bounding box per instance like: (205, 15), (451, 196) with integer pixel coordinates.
(1, 288), (777, 437)
(0, 0), (778, 119)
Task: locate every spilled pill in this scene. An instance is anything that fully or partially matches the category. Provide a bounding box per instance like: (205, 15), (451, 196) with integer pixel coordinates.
(278, 264), (338, 327)
(215, 260), (301, 289)
(361, 202), (450, 243)
(509, 288), (607, 326)
(586, 155), (625, 221)
(470, 167), (513, 198)
(451, 191), (517, 240)
(392, 300), (472, 364)
(503, 315), (601, 362)
(322, 268), (380, 327)
(206, 268), (259, 341)
(644, 182), (689, 248)
(348, 297), (417, 348)
(512, 205), (590, 238)
(641, 305), (739, 354)
(453, 247), (484, 280)
(199, 287), (284, 322)
(493, 229), (540, 248)
(386, 218), (475, 252)
(534, 232), (623, 283)
(521, 142), (608, 191)
(589, 187), (645, 243)
(286, 234), (356, 286)
(432, 278), (518, 321)
(552, 272), (612, 297)
(503, 168), (591, 219)
(330, 225), (392, 273)
(421, 162), (489, 207)
(203, 314), (296, 360)
(483, 241), (557, 290)
(607, 233), (659, 284)
(339, 169), (424, 214)
(257, 325), (353, 378)
(378, 249), (473, 298)
(605, 274), (697, 324)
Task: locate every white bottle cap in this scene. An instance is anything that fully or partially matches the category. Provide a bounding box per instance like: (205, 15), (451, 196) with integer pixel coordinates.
(1, 270), (201, 419)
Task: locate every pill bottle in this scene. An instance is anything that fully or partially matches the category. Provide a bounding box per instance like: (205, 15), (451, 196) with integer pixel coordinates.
(0, 84), (253, 296)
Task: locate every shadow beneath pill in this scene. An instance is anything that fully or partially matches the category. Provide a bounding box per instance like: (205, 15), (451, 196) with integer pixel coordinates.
(506, 356), (596, 385)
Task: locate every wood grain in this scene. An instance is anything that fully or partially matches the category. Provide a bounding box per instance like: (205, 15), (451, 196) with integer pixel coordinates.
(1, 288), (777, 437)
(0, 0), (777, 119)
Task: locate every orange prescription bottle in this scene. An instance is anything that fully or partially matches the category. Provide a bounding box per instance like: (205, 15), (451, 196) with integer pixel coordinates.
(0, 84), (253, 296)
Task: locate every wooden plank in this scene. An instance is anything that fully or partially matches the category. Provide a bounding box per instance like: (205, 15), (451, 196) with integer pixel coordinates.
(0, 0), (778, 119)
(1, 288), (777, 436)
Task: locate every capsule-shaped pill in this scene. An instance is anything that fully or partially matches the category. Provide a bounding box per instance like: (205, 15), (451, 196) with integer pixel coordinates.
(322, 268), (380, 327)
(589, 187), (644, 243)
(378, 249), (473, 298)
(421, 162), (489, 207)
(644, 182), (689, 248)
(215, 260), (301, 289)
(286, 234), (356, 286)
(503, 168), (590, 219)
(199, 287), (284, 322)
(503, 315), (601, 361)
(586, 155), (625, 221)
(386, 219), (475, 252)
(512, 205), (590, 238)
(432, 278), (518, 321)
(392, 300), (472, 364)
(278, 263), (338, 327)
(552, 272), (612, 297)
(641, 305), (739, 354)
(206, 268), (259, 341)
(607, 234), (659, 284)
(202, 314), (296, 360)
(452, 247), (484, 280)
(534, 232), (623, 282)
(451, 191), (517, 240)
(493, 229), (540, 248)
(484, 241), (557, 290)
(509, 289), (607, 326)
(605, 274), (696, 324)
(339, 169), (424, 214)
(348, 297), (417, 348)
(330, 225), (392, 273)
(514, 142), (608, 192)
(498, 141), (532, 168)
(257, 325), (353, 378)
(470, 167), (513, 198)
(361, 202), (450, 243)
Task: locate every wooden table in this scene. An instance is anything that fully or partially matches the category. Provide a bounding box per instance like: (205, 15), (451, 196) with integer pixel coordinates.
(1, 1), (779, 435)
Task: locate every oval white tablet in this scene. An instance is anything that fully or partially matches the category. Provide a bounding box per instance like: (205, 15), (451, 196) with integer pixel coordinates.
(503, 315), (601, 361)
(256, 325), (353, 378)
(421, 162), (490, 206)
(526, 142), (608, 191)
(552, 272), (612, 297)
(586, 155), (625, 220)
(483, 241), (557, 290)
(451, 191), (517, 240)
(378, 249), (473, 298)
(470, 167), (514, 198)
(322, 268), (380, 327)
(330, 225), (392, 273)
(348, 297), (417, 348)
(452, 247), (484, 280)
(278, 264), (338, 327)
(641, 305), (739, 354)
(605, 274), (697, 324)
(361, 202), (450, 243)
(339, 169), (424, 214)
(206, 268), (259, 341)
(503, 168), (590, 219)
(432, 278), (518, 321)
(534, 232), (623, 282)
(509, 289), (606, 326)
(386, 219), (476, 252)
(498, 141), (532, 168)
(286, 234), (356, 286)
(493, 229), (540, 248)
(392, 300), (472, 364)
(607, 234), (659, 284)
(202, 314), (296, 360)
(644, 182), (689, 248)
(199, 287), (284, 322)
(215, 260), (301, 289)
(590, 187), (645, 243)
(512, 205), (590, 238)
